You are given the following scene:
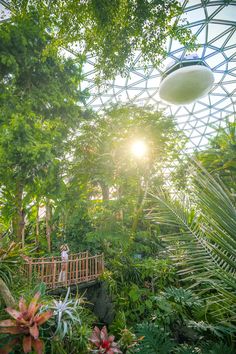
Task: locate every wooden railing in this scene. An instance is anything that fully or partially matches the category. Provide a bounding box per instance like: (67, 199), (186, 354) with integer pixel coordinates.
(23, 252), (104, 289)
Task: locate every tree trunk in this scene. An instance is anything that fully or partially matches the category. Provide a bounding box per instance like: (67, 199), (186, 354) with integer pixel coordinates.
(117, 185), (124, 222)
(45, 199), (52, 253)
(21, 209), (25, 248)
(35, 203), (40, 246)
(131, 179), (149, 235)
(12, 183), (25, 246)
(99, 181), (109, 201)
(0, 278), (16, 308)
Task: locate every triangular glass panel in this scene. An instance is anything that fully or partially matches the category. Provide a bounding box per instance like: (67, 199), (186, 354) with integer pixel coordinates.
(196, 125), (207, 135)
(196, 26), (207, 44)
(128, 80), (147, 89)
(211, 86), (226, 95)
(212, 72), (224, 84)
(213, 62), (227, 71)
(224, 31), (236, 47)
(82, 62), (95, 75)
(185, 0), (201, 7)
(205, 126), (215, 135)
(206, 5), (221, 18)
(193, 102), (209, 111)
(214, 5), (236, 22)
(175, 107), (189, 116)
(80, 81), (90, 91)
(207, 24), (229, 43)
(222, 82), (236, 93)
(213, 99), (230, 110)
(193, 110), (209, 119)
(228, 61), (236, 70)
(199, 136), (210, 147)
(126, 89), (140, 100)
(205, 52), (225, 67)
(146, 77), (161, 89)
(186, 7), (206, 23)
(127, 72), (143, 85)
(211, 31), (233, 48)
(116, 91), (129, 102)
(87, 97), (103, 106)
(209, 94), (223, 105)
(190, 24), (204, 36)
(223, 47), (236, 59)
(204, 47), (217, 57)
(114, 75), (128, 87)
(137, 91), (151, 100)
(101, 96), (113, 105)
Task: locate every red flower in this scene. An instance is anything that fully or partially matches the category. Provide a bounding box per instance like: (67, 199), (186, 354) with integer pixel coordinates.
(90, 326), (122, 353)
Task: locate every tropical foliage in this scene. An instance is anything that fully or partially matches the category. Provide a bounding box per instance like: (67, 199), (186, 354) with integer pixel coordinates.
(147, 163), (236, 328)
(0, 1), (235, 353)
(196, 120), (236, 191)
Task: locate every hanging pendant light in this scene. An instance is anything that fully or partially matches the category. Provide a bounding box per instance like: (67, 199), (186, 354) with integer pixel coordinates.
(159, 54), (214, 105)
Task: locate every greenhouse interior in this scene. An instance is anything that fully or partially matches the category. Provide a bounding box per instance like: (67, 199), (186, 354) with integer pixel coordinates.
(0, 1), (235, 353)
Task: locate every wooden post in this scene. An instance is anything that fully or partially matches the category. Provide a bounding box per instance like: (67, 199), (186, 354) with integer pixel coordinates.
(85, 251), (89, 281)
(101, 253), (104, 272)
(95, 255), (98, 277)
(52, 257), (56, 289)
(45, 200), (52, 253)
(41, 259), (44, 282)
(28, 258), (32, 283)
(65, 261), (68, 286)
(35, 203), (39, 246)
(68, 260), (71, 285)
(75, 257), (78, 284)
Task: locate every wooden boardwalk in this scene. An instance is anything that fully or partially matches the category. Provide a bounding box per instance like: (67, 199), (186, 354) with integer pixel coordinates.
(24, 252), (104, 289)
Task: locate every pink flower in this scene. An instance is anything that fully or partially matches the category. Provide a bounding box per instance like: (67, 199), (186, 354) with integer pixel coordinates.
(90, 326), (122, 353)
(0, 292), (53, 354)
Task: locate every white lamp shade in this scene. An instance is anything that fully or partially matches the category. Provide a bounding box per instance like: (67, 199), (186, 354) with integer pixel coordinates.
(159, 65), (214, 105)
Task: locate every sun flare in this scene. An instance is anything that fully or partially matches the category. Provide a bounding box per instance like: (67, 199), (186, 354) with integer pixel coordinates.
(131, 140), (147, 158)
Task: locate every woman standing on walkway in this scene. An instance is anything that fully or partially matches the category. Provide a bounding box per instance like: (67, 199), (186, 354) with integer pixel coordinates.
(58, 244), (70, 283)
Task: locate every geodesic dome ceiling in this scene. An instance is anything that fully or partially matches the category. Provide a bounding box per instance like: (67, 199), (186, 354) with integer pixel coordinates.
(80, 0), (236, 151)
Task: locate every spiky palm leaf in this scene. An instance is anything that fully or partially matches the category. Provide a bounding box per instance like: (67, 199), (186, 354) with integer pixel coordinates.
(147, 163), (236, 327)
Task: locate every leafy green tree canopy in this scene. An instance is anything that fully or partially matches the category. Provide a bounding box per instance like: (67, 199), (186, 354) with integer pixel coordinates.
(0, 6), (86, 241)
(196, 120), (236, 192)
(71, 104), (185, 197)
(7, 0), (195, 80)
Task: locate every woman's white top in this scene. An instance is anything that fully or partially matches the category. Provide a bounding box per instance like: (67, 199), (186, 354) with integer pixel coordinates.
(61, 250), (69, 261)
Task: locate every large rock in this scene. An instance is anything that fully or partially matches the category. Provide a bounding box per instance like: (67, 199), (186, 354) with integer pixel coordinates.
(84, 281), (115, 324)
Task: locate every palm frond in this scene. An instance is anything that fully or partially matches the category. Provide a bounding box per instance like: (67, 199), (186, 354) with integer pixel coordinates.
(147, 163), (236, 326)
